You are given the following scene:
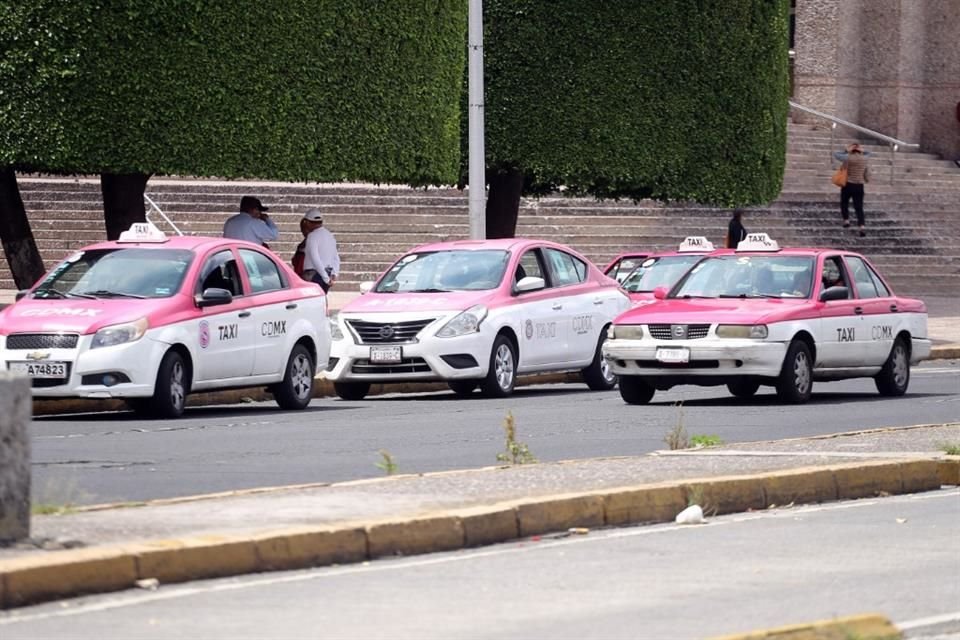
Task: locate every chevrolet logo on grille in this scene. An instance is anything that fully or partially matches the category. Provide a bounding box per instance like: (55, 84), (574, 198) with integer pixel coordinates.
(26, 351), (51, 361)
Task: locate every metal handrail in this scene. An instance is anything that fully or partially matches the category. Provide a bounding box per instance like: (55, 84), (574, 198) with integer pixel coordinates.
(144, 194), (184, 236)
(789, 100), (920, 184)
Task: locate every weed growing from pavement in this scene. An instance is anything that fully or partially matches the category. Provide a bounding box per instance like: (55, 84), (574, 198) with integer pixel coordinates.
(31, 503), (76, 516)
(690, 434), (724, 448)
(664, 401), (689, 450)
(685, 485), (718, 517)
(375, 450), (399, 475)
(940, 442), (960, 456)
(497, 411), (537, 465)
(31, 477), (90, 516)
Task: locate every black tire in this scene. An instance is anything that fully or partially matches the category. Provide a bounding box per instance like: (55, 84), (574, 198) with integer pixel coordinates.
(875, 338), (910, 397)
(151, 350), (188, 418)
(618, 375), (655, 405)
(727, 379), (761, 398)
(480, 334), (517, 398)
(334, 381), (371, 401)
(582, 329), (617, 391)
(775, 340), (813, 404)
(272, 344), (315, 410)
(448, 380), (479, 397)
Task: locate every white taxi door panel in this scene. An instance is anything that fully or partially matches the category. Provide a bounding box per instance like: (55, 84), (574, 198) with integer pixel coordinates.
(513, 293), (568, 367)
(194, 249), (256, 380)
(238, 249), (296, 376)
(844, 255), (896, 366)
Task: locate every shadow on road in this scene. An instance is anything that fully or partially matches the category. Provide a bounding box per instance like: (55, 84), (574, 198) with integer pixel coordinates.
(35, 403), (358, 422)
(649, 391), (949, 408)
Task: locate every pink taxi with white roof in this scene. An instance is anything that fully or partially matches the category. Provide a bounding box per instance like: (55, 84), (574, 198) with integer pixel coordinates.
(0, 223), (331, 417)
(602, 233), (931, 404)
(618, 237), (716, 304)
(325, 238), (631, 399)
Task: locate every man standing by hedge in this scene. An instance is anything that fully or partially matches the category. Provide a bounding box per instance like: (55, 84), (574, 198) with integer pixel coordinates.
(223, 196), (279, 247)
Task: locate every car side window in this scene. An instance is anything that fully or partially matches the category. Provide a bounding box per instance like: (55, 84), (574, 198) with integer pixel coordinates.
(198, 250), (243, 297)
(843, 256), (879, 299)
(239, 249), (285, 294)
(821, 256), (851, 298)
(867, 264), (891, 297)
(544, 248), (585, 287)
(515, 250), (546, 286)
(608, 258), (641, 283)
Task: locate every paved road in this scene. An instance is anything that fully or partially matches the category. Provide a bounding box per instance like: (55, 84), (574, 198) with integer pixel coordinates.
(30, 362), (960, 506)
(3, 490), (958, 639)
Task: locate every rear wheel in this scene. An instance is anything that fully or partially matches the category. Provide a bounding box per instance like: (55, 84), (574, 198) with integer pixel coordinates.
(582, 329), (617, 391)
(448, 380), (479, 397)
(875, 338), (910, 396)
(775, 340), (813, 404)
(334, 381), (370, 401)
(727, 379), (760, 398)
(151, 350), (188, 418)
(272, 344), (314, 410)
(618, 375), (655, 405)
(480, 335), (517, 398)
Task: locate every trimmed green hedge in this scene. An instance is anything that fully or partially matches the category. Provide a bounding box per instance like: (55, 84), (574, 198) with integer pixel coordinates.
(0, 1), (467, 185)
(481, 0), (789, 205)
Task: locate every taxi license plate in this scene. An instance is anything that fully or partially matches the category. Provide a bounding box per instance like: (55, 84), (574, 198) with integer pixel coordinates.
(9, 361), (69, 379)
(369, 346), (402, 364)
(655, 347), (690, 364)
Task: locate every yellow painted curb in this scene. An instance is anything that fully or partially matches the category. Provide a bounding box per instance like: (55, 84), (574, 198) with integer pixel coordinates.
(833, 460), (903, 499)
(761, 467), (838, 506)
(603, 483), (687, 526)
(937, 457), (960, 485)
(366, 516), (464, 558)
(1, 547), (137, 608)
(130, 534), (258, 584)
(453, 505), (520, 548)
(930, 345), (960, 360)
(897, 460), (942, 493)
(515, 494), (605, 537)
(251, 526), (367, 572)
(685, 475), (767, 515)
(710, 613), (901, 639)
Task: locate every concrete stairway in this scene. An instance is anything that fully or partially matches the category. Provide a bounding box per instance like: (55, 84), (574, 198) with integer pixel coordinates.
(3, 120), (959, 296)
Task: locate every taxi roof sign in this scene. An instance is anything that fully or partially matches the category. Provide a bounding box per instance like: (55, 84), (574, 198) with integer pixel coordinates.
(736, 233), (780, 252)
(118, 222), (168, 243)
(677, 236), (715, 253)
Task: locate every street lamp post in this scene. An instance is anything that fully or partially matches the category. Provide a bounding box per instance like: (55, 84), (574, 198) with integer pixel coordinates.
(467, 0), (486, 240)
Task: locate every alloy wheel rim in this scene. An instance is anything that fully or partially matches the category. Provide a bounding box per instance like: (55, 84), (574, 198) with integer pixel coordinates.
(600, 353), (616, 384)
(292, 354), (312, 399)
(495, 344), (514, 390)
(793, 351), (811, 395)
(170, 361), (185, 410)
(892, 345), (908, 388)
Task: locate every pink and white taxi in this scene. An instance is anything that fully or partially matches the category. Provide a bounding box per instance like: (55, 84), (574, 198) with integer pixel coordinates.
(0, 223), (330, 418)
(619, 237), (716, 304)
(603, 233), (931, 404)
(326, 239), (631, 399)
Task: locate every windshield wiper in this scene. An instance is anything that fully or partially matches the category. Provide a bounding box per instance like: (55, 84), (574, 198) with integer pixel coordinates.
(679, 294), (715, 299)
(32, 288), (96, 299)
(717, 293), (781, 300)
(407, 288), (453, 293)
(76, 289), (147, 299)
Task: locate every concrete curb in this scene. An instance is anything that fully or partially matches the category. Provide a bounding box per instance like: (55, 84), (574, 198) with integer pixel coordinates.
(1, 458), (956, 609)
(710, 613), (902, 639)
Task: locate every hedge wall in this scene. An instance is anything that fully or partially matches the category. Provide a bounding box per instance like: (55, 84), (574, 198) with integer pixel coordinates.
(481, 0), (790, 205)
(0, 1), (467, 185)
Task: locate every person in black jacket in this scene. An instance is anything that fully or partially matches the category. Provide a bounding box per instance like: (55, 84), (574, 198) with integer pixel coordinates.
(726, 209), (747, 248)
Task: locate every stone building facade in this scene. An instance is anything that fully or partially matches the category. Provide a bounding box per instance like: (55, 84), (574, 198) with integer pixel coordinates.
(792, 0), (960, 159)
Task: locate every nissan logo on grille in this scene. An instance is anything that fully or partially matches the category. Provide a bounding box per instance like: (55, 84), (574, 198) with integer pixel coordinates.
(378, 326), (395, 340)
(672, 325), (687, 339)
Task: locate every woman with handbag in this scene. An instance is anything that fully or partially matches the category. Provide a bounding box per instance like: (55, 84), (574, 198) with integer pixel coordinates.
(833, 143), (870, 237)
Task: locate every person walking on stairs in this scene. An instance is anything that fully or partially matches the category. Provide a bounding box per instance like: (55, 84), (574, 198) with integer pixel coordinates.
(725, 209), (748, 248)
(834, 143), (870, 237)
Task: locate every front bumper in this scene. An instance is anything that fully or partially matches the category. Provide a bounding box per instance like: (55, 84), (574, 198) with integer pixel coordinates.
(603, 338), (788, 378)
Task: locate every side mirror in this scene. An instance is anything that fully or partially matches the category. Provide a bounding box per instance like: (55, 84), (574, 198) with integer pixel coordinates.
(653, 286), (670, 300)
(515, 276), (546, 293)
(359, 281), (374, 294)
(819, 286), (849, 302)
(15, 290), (29, 301)
(197, 287), (233, 308)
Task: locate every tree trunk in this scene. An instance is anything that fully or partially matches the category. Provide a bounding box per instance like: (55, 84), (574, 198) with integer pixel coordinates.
(485, 168), (523, 239)
(0, 168), (46, 289)
(101, 173), (150, 240)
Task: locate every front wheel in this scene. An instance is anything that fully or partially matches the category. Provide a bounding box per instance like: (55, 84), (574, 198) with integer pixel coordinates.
(151, 350), (188, 418)
(272, 344), (315, 410)
(334, 381), (370, 401)
(875, 338), (910, 396)
(775, 341), (813, 404)
(618, 375), (655, 405)
(480, 335), (517, 398)
(582, 329), (617, 391)
(727, 379), (760, 398)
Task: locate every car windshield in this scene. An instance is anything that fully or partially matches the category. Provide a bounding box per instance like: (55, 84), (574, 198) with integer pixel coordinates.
(621, 254), (704, 293)
(376, 250), (510, 293)
(32, 248), (194, 299)
(672, 255), (815, 299)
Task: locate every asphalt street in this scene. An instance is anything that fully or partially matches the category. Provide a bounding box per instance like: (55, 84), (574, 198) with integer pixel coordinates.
(29, 361), (960, 506)
(3, 490), (958, 639)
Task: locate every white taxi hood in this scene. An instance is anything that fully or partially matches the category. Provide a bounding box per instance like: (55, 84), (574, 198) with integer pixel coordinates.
(342, 290), (498, 314)
(0, 298), (174, 335)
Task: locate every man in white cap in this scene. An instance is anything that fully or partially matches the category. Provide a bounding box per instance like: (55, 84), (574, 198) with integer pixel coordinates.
(301, 208), (340, 292)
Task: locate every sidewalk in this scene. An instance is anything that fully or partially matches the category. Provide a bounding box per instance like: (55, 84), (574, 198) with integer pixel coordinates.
(1, 423), (957, 608)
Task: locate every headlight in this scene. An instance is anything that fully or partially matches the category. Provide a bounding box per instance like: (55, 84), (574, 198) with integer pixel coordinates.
(436, 305), (488, 338)
(611, 325), (645, 340)
(716, 324), (768, 339)
(91, 317), (148, 349)
(329, 316), (344, 341)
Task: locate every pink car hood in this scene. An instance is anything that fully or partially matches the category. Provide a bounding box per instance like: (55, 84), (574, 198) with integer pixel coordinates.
(342, 290), (498, 314)
(0, 297), (178, 335)
(615, 297), (815, 325)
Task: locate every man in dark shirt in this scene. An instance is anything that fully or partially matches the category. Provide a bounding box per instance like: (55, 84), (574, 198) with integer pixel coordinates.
(726, 209), (747, 248)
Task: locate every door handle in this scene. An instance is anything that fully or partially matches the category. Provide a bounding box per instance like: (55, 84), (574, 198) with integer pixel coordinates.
(853, 306), (863, 315)
(593, 298), (604, 306)
(552, 303), (563, 310)
(889, 304), (898, 313)
(286, 303), (298, 310)
(238, 311), (252, 318)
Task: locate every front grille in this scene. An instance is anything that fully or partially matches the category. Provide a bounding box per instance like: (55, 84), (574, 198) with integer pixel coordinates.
(351, 357), (432, 375)
(7, 333), (79, 349)
(346, 319), (435, 344)
(647, 324), (710, 340)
